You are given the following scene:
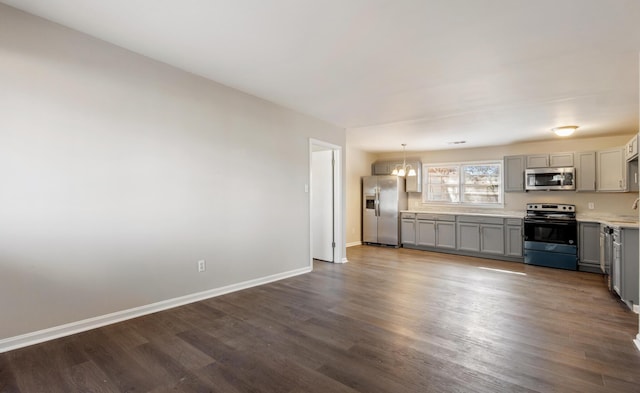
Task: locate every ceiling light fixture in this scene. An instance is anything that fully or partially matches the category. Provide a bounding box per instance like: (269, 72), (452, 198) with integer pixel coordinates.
(391, 144), (416, 177)
(552, 125), (578, 137)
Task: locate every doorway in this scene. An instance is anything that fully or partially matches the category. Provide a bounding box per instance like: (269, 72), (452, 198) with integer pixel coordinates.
(309, 139), (344, 265)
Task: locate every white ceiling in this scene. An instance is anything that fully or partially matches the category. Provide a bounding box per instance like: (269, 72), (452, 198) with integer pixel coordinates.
(3, 0), (640, 152)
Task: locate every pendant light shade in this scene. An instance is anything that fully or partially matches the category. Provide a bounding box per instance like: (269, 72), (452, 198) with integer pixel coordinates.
(392, 144), (416, 177)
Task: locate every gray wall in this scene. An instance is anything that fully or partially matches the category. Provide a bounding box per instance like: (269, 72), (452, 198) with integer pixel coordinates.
(0, 5), (345, 340)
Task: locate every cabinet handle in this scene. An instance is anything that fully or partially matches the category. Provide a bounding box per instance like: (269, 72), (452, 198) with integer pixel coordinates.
(619, 180), (622, 188)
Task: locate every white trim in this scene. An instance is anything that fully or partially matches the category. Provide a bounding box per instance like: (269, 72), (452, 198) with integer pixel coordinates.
(309, 139), (344, 267)
(346, 241), (362, 247)
(635, 334), (640, 351)
(340, 257), (349, 263)
(0, 266), (311, 354)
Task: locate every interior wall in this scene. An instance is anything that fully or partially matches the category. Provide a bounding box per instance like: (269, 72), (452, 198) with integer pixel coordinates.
(0, 4), (345, 340)
(345, 145), (376, 245)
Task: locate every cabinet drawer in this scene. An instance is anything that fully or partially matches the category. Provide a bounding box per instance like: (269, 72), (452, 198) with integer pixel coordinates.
(457, 215), (504, 225)
(401, 213), (416, 219)
(435, 214), (456, 222)
(416, 213), (437, 220)
(506, 218), (523, 226)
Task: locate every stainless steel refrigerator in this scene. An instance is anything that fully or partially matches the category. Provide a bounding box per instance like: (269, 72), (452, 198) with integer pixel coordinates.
(362, 176), (407, 246)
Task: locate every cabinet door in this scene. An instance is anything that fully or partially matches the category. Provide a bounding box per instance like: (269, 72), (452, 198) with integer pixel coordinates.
(417, 220), (436, 247)
(457, 222), (480, 252)
(480, 224), (505, 255)
(597, 148), (626, 191)
(372, 162), (392, 175)
(550, 152), (574, 167)
(625, 134), (638, 161)
(504, 155), (525, 192)
(505, 225), (523, 257)
(405, 161), (422, 193)
(526, 154), (549, 168)
(575, 151), (596, 191)
(621, 229), (639, 305)
(627, 159), (639, 192)
(401, 219), (416, 245)
(436, 222), (456, 249)
(579, 222), (600, 266)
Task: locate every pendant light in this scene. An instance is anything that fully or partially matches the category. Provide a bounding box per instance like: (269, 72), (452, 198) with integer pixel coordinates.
(391, 144), (416, 177)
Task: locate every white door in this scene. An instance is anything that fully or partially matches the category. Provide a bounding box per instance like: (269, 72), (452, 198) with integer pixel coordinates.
(311, 149), (334, 262)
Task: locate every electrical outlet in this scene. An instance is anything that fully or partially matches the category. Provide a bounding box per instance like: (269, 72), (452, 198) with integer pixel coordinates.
(588, 202), (595, 210)
(197, 259), (206, 272)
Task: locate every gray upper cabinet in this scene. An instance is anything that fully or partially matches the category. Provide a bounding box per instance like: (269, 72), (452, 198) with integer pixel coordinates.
(624, 134), (638, 161)
(549, 152), (574, 167)
(504, 155), (525, 192)
(371, 160), (422, 192)
(575, 151), (596, 192)
(597, 148), (626, 192)
(526, 153), (574, 168)
(372, 162), (391, 175)
(526, 154), (549, 168)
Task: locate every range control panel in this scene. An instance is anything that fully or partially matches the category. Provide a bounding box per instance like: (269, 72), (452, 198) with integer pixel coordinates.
(526, 203), (575, 212)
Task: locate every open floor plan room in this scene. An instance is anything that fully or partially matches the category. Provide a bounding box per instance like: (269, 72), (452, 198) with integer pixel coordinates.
(1, 246), (639, 393)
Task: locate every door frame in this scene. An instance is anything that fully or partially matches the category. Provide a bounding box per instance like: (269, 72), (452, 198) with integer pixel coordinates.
(309, 139), (345, 267)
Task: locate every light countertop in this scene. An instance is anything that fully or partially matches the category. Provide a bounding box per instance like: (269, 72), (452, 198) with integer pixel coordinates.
(400, 210), (639, 228)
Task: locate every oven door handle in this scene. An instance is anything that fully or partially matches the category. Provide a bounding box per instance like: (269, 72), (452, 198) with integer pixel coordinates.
(524, 218), (574, 225)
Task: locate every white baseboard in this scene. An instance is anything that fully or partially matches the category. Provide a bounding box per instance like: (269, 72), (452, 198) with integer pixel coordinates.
(0, 266), (312, 354)
(635, 334), (640, 351)
(346, 241), (361, 247)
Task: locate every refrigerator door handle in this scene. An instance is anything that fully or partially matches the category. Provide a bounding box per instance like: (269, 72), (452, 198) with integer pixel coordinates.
(375, 188), (379, 216)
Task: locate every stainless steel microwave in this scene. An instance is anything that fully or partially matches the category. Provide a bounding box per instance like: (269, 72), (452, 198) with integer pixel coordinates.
(525, 167), (575, 191)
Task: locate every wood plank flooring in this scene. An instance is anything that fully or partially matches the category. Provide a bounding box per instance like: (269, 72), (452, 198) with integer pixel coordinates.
(2, 245), (639, 392)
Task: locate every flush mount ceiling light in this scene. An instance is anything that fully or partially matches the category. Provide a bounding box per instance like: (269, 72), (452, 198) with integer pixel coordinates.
(552, 125), (579, 137)
(391, 144), (416, 177)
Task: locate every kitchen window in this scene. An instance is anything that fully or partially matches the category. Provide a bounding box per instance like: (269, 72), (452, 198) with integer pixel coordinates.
(422, 161), (502, 206)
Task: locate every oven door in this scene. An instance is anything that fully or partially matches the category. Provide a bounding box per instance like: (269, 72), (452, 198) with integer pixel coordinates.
(523, 218), (577, 245)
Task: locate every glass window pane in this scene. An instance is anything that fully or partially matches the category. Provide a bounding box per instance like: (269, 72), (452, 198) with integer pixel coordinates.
(462, 164), (501, 185)
(423, 162), (502, 206)
(428, 166), (458, 184)
(462, 185), (500, 203)
(429, 185), (459, 202)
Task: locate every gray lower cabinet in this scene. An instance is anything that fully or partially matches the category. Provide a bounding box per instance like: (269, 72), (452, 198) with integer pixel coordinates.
(416, 214), (455, 249)
(614, 227), (639, 308)
(480, 224), (505, 255)
(575, 151), (596, 191)
(401, 213), (416, 246)
(457, 222), (481, 252)
(401, 213), (522, 262)
(456, 216), (505, 255)
(578, 222), (601, 272)
(505, 219), (523, 257)
(417, 219), (436, 247)
(436, 221), (456, 249)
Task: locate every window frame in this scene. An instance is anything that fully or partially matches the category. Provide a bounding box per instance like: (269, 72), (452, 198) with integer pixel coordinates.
(422, 160), (504, 207)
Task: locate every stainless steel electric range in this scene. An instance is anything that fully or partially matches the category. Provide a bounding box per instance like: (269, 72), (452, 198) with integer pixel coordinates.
(523, 203), (578, 270)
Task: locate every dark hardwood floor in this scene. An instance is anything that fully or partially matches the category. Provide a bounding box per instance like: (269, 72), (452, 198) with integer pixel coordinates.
(2, 245), (639, 392)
